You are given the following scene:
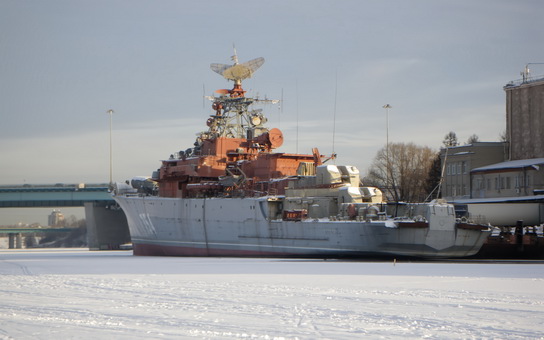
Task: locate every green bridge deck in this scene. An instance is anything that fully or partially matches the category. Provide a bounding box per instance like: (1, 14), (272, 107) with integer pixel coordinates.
(0, 185), (114, 208)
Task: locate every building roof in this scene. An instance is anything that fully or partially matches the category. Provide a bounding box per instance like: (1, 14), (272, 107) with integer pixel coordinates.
(451, 195), (544, 204)
(504, 75), (544, 89)
(471, 158), (544, 173)
(445, 142), (505, 150)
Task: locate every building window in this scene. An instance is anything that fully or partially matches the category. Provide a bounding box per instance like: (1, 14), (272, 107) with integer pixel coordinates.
(462, 161), (467, 174)
(487, 178), (491, 190)
(475, 178), (482, 190)
(506, 177), (511, 189)
(515, 174), (526, 188)
(447, 164), (450, 176)
(457, 163), (461, 175)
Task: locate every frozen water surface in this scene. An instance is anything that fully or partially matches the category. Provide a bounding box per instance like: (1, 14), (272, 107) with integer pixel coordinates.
(0, 249), (543, 339)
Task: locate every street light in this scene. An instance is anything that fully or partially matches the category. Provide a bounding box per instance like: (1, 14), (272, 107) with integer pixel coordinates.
(382, 104), (392, 197)
(107, 109), (114, 187)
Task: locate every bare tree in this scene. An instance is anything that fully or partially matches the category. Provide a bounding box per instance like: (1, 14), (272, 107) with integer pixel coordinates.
(499, 130), (508, 142)
(443, 131), (458, 147)
(364, 142), (437, 202)
(466, 134), (480, 144)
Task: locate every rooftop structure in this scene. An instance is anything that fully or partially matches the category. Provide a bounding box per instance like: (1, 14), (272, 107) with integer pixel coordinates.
(504, 65), (544, 160)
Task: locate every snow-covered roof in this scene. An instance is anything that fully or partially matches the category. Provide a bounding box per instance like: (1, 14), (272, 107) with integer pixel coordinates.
(471, 158), (544, 173)
(444, 142), (505, 150)
(451, 194), (544, 204)
(451, 151), (474, 156)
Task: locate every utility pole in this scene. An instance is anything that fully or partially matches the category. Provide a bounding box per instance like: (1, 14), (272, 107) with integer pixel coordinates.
(383, 104), (392, 199)
(107, 109), (114, 188)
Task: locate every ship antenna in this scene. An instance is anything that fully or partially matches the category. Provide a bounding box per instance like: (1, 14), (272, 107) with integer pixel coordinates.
(278, 88), (283, 128)
(231, 44), (239, 64)
(332, 69), (338, 163)
(296, 80), (299, 153)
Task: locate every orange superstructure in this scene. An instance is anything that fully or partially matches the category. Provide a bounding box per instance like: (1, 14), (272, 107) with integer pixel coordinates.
(155, 52), (325, 198)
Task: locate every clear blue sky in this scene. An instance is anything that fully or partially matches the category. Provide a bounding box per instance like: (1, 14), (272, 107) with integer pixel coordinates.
(0, 0), (542, 224)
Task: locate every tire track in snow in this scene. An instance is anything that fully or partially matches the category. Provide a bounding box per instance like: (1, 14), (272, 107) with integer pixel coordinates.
(0, 260), (33, 275)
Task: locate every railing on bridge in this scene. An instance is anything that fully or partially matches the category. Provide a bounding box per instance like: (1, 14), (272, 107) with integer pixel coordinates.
(0, 184), (114, 208)
(0, 227), (78, 234)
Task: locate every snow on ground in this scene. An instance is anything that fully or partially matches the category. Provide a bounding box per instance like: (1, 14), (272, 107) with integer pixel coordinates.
(0, 249), (543, 339)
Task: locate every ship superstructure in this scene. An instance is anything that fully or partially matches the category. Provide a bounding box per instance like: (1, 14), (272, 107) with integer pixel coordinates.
(156, 51), (323, 199)
(113, 51), (490, 258)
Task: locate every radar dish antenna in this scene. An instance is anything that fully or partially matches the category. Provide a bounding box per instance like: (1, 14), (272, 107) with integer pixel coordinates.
(210, 47), (265, 98)
(231, 45), (239, 64)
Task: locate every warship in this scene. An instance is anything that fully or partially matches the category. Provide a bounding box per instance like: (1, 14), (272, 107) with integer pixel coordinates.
(113, 51), (490, 258)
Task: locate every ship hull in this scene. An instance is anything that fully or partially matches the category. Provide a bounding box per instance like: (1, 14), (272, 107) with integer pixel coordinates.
(114, 195), (490, 259)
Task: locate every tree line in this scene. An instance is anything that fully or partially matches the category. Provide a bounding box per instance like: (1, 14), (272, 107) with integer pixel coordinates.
(363, 131), (492, 202)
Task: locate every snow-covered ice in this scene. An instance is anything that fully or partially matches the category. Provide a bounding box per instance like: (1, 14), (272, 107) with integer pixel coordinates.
(0, 249), (543, 339)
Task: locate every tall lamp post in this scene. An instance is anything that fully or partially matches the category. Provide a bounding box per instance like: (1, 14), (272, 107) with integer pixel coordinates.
(382, 104), (392, 198)
(107, 109), (114, 188)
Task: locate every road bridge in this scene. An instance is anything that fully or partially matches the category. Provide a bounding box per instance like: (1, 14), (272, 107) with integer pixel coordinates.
(0, 227), (78, 233)
(0, 184), (112, 207)
(0, 184), (130, 250)
(0, 227), (78, 249)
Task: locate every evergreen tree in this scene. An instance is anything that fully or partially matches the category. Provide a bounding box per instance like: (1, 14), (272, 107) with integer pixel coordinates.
(425, 152), (443, 200)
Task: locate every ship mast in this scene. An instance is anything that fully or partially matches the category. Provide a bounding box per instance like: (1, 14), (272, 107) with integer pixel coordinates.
(204, 51), (278, 142)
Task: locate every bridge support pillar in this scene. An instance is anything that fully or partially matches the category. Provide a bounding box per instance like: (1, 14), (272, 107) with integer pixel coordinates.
(8, 234), (15, 249)
(84, 202), (131, 250)
(8, 233), (23, 249)
(16, 233), (22, 249)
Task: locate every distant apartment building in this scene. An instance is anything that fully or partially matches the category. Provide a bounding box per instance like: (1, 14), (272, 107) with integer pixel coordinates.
(48, 209), (65, 227)
(441, 142), (507, 200)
